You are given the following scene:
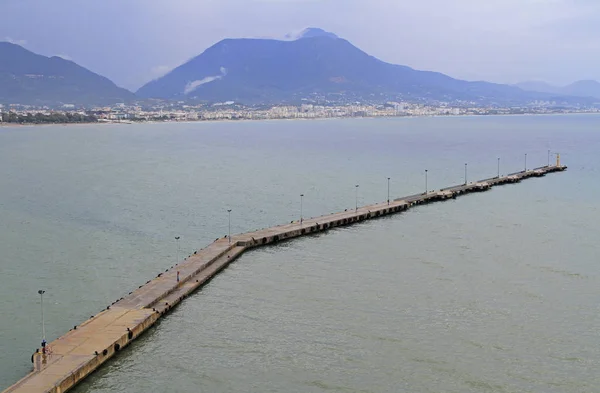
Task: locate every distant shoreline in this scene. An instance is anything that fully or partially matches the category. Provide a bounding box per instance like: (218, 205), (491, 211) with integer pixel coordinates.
(0, 122), (110, 128)
(1, 111), (599, 128)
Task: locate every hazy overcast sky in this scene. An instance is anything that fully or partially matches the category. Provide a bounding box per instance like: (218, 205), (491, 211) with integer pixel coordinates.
(2, 0), (599, 90)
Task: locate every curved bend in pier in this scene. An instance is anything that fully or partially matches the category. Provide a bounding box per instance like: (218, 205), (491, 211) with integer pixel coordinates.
(3, 164), (566, 393)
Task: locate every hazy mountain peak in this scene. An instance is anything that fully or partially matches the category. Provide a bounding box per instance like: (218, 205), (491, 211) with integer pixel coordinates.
(517, 79), (600, 99)
(0, 42), (134, 105)
(569, 79), (600, 87)
(563, 80), (600, 99)
(137, 31), (563, 105)
(284, 27), (339, 41)
(515, 81), (559, 94)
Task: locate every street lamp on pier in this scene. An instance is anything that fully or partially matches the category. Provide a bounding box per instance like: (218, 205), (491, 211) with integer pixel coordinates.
(497, 157), (500, 178)
(387, 177), (391, 205)
(355, 185), (359, 212)
(227, 210), (232, 244)
(38, 290), (46, 342)
(300, 194), (304, 226)
(175, 236), (180, 264)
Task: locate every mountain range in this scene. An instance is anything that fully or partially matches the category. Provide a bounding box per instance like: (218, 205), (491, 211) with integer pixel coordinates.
(1, 28), (598, 107)
(0, 42), (134, 106)
(516, 80), (600, 99)
(137, 28), (587, 105)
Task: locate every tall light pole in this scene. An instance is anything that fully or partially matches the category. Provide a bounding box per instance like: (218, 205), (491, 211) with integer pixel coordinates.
(497, 157), (500, 178)
(38, 290), (46, 342)
(175, 236), (180, 264)
(355, 185), (359, 212)
(524, 153), (527, 172)
(300, 194), (304, 226)
(464, 163), (468, 185)
(387, 177), (390, 205)
(425, 169), (428, 194)
(227, 209), (232, 244)
(547, 149), (551, 167)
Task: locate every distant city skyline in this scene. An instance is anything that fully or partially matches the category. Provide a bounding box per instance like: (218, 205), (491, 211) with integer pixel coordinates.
(2, 0), (600, 90)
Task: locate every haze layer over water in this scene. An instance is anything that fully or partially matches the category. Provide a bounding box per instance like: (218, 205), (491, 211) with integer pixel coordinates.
(0, 116), (598, 392)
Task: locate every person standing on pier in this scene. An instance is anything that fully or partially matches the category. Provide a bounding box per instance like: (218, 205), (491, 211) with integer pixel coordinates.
(177, 271), (180, 283)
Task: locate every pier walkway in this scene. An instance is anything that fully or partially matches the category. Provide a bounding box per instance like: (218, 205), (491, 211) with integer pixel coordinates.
(2, 164), (566, 393)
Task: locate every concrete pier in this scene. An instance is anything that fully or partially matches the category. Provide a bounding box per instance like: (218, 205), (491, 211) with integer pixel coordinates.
(2, 164), (566, 393)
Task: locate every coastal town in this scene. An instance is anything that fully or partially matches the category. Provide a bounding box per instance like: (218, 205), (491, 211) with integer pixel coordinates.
(1, 101), (599, 124)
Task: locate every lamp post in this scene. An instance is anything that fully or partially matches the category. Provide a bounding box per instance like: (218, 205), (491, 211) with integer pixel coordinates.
(547, 149), (550, 167)
(464, 163), (468, 185)
(387, 177), (390, 205)
(524, 153), (527, 172)
(300, 194), (304, 226)
(425, 169), (428, 194)
(175, 236), (180, 264)
(227, 210), (232, 244)
(355, 185), (359, 212)
(38, 290), (46, 342)
(497, 157), (500, 178)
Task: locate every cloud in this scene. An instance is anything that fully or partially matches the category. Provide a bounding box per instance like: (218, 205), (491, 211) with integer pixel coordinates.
(150, 65), (172, 78)
(4, 36), (27, 46)
(184, 67), (227, 94)
(184, 76), (221, 94)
